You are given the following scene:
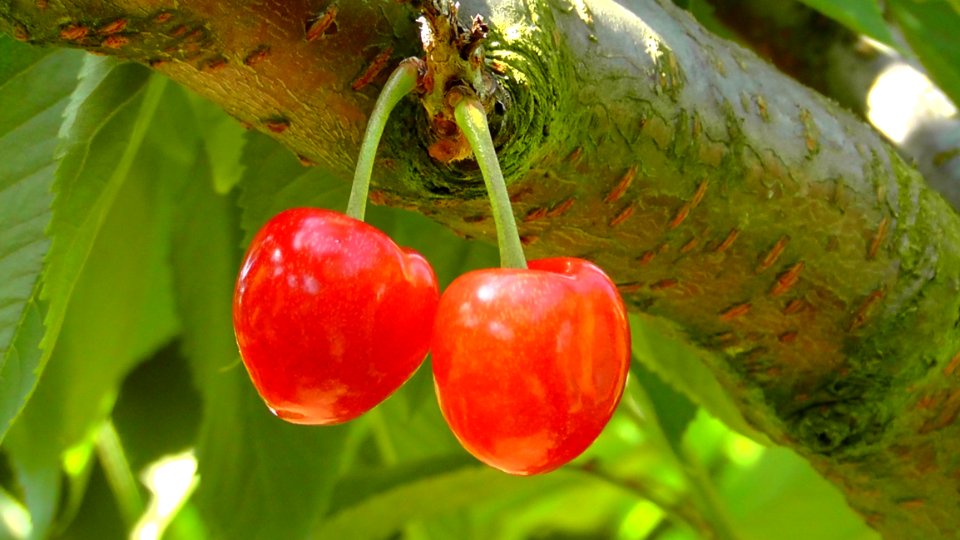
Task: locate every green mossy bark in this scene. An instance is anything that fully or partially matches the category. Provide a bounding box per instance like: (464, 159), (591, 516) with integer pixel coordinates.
(4, 0), (960, 536)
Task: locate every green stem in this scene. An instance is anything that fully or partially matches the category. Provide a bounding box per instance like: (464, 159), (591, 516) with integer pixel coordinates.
(622, 391), (742, 540)
(682, 460), (741, 540)
(367, 408), (399, 466)
(96, 419), (144, 528)
(346, 58), (420, 221)
(573, 463), (704, 534)
(366, 409), (430, 540)
(453, 96), (527, 269)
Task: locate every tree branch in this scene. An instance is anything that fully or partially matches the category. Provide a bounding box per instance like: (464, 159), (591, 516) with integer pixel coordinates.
(4, 0), (960, 536)
(700, 0), (960, 211)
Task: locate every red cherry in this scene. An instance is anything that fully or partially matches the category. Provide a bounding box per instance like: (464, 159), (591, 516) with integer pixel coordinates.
(431, 257), (631, 475)
(233, 208), (439, 425)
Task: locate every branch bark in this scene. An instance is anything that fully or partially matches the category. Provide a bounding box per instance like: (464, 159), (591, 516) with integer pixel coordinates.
(4, 0), (960, 536)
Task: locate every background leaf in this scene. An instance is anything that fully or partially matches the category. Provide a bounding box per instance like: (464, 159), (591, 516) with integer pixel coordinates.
(889, 0), (960, 108)
(0, 37), (83, 438)
(726, 448), (879, 540)
(41, 57), (163, 343)
(683, 412), (879, 540)
(4, 76), (183, 538)
(630, 314), (766, 443)
(0, 57), (163, 448)
(173, 123), (352, 540)
(0, 38), (71, 352)
(111, 343), (202, 475)
(630, 362), (697, 454)
(185, 92), (246, 195)
(237, 131), (350, 244)
(794, 0), (896, 46)
(319, 460), (577, 540)
(56, 460), (127, 540)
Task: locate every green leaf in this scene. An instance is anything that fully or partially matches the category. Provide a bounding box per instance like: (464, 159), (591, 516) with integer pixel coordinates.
(453, 474), (631, 540)
(630, 362), (697, 454)
(2, 60), (170, 527)
(56, 460), (127, 540)
(43, 59), (163, 329)
(727, 450), (879, 540)
(193, 368), (353, 539)
(629, 314), (765, 442)
(4, 86), (183, 536)
(237, 131), (349, 245)
(704, 416), (879, 540)
(326, 454), (474, 514)
(680, 412), (877, 539)
(170, 119), (350, 539)
(794, 0), (896, 46)
(318, 459), (575, 539)
(111, 343), (202, 474)
(889, 0), (960, 108)
(366, 206), (499, 290)
(185, 92), (246, 194)
(674, 0), (740, 41)
(0, 35), (49, 86)
(0, 37), (83, 438)
(0, 57), (164, 445)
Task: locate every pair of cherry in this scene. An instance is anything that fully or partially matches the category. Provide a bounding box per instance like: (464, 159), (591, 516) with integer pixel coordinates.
(232, 62), (631, 475)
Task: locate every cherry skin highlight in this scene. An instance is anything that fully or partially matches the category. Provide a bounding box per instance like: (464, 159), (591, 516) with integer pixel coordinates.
(233, 208), (439, 425)
(432, 257), (631, 475)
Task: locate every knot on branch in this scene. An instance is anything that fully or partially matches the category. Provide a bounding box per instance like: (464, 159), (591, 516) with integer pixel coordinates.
(789, 377), (891, 458)
(414, 1), (498, 163)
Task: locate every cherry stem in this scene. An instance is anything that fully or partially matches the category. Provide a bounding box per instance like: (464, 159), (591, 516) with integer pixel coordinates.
(453, 95), (527, 269)
(346, 59), (420, 221)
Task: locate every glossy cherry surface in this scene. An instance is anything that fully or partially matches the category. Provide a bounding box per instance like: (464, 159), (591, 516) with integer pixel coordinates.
(233, 208), (439, 425)
(432, 257), (631, 475)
